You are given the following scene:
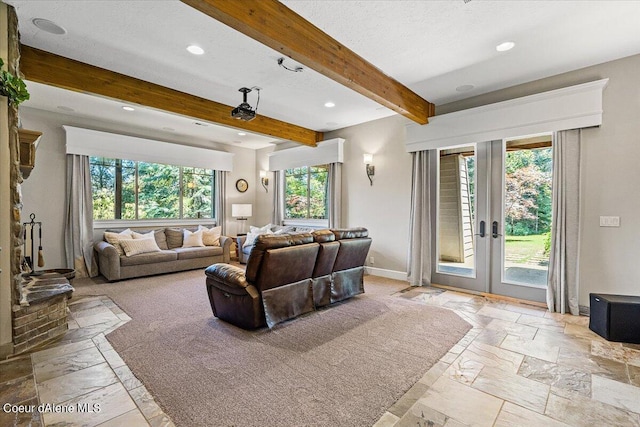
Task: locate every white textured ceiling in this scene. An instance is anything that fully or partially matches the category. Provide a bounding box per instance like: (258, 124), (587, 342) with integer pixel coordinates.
(6, 0), (640, 149)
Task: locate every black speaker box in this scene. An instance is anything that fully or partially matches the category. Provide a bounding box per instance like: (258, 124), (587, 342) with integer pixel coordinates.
(589, 293), (640, 344)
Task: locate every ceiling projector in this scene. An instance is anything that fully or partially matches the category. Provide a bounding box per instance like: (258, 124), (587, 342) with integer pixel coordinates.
(231, 87), (257, 121)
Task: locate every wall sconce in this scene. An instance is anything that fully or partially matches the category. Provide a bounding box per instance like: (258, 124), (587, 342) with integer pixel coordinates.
(363, 153), (375, 186)
(260, 170), (269, 192)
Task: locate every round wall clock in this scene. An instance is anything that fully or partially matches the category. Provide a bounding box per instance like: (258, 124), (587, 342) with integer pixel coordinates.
(235, 178), (249, 193)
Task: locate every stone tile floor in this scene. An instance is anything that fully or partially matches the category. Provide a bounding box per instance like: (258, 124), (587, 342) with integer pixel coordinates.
(2, 283), (639, 426)
(0, 295), (173, 427)
(374, 286), (640, 427)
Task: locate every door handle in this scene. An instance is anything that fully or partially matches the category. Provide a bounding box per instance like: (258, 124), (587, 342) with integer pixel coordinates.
(492, 221), (500, 238)
(474, 220), (486, 238)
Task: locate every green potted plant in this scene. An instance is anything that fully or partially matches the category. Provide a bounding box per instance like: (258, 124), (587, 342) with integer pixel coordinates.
(0, 57), (30, 106)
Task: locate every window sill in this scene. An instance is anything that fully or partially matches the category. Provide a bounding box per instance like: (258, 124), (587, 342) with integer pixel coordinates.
(94, 219), (216, 229)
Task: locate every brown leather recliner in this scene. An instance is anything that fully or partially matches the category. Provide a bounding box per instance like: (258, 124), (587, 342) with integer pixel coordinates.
(330, 228), (371, 303)
(204, 228), (371, 329)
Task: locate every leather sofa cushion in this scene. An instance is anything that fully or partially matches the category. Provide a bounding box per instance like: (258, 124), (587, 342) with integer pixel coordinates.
(255, 244), (319, 291)
(331, 227), (369, 240)
(333, 238), (372, 272)
(174, 246), (223, 260)
(205, 263), (250, 295)
(120, 250), (178, 267)
(246, 233), (314, 283)
(312, 229), (336, 243)
(313, 241), (339, 278)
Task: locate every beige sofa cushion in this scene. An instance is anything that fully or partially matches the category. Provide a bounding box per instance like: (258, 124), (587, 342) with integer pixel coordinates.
(173, 246), (222, 260)
(119, 250), (178, 267)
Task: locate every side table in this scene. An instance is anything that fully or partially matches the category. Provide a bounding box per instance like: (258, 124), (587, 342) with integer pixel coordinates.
(229, 234), (247, 261)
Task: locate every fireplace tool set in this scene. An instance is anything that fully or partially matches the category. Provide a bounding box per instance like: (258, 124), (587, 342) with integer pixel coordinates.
(22, 213), (45, 275)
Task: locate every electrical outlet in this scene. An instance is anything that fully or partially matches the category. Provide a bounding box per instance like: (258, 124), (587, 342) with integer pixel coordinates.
(599, 216), (621, 227)
(370, 256), (375, 265)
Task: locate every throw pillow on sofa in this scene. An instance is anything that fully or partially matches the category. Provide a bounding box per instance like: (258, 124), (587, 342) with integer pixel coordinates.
(271, 225), (296, 234)
(119, 238), (161, 257)
(165, 228), (184, 249)
(250, 224), (272, 234)
(244, 229), (273, 248)
(132, 230), (154, 240)
(132, 230), (169, 250)
(183, 229), (205, 248)
(198, 225), (221, 246)
(104, 229), (133, 256)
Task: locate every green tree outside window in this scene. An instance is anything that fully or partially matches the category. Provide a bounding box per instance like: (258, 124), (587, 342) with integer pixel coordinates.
(285, 165), (328, 219)
(89, 157), (215, 221)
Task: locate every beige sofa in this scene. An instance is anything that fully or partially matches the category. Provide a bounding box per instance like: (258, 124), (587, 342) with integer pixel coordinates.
(94, 227), (231, 282)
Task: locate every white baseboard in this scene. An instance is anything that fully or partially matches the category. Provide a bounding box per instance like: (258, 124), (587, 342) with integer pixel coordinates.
(365, 266), (408, 282)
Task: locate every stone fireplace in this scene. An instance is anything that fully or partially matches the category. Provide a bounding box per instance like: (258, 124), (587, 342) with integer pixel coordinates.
(1, 4), (72, 358)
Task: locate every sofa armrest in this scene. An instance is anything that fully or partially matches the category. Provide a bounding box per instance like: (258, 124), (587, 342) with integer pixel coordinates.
(204, 263), (258, 298)
(93, 241), (121, 281)
(219, 235), (232, 263)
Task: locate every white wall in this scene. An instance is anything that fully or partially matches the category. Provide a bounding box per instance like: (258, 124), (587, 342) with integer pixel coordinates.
(19, 107), (257, 268)
(255, 145), (276, 227)
(324, 115), (413, 274)
(256, 117), (414, 275)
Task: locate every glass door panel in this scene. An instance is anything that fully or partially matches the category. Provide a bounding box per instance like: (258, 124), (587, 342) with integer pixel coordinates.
(437, 146), (476, 277)
(502, 139), (553, 287)
(432, 143), (489, 293)
(431, 136), (552, 304)
(488, 136), (552, 302)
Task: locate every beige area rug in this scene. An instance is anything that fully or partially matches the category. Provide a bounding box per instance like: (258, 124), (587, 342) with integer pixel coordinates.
(73, 270), (471, 427)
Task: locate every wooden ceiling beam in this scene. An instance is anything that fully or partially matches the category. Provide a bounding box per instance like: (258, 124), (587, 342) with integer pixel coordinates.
(181, 0), (435, 124)
(19, 45), (322, 147)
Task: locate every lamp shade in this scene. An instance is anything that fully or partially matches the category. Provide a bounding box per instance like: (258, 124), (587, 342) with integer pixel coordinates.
(363, 153), (373, 164)
(231, 204), (252, 218)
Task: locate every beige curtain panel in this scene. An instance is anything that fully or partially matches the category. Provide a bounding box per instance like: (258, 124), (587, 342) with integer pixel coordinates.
(547, 129), (581, 314)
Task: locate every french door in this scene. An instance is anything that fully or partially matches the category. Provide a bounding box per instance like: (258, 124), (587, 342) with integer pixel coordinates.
(431, 136), (553, 303)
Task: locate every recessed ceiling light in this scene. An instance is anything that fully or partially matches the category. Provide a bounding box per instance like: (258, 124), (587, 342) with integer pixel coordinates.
(238, 132), (247, 136)
(57, 106), (74, 112)
(456, 84), (475, 92)
(32, 18), (66, 35)
(496, 41), (515, 52)
(122, 106), (135, 111)
(187, 45), (205, 55)
(324, 102), (336, 108)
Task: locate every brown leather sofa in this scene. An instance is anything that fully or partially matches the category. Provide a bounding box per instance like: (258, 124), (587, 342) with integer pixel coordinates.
(204, 228), (371, 329)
